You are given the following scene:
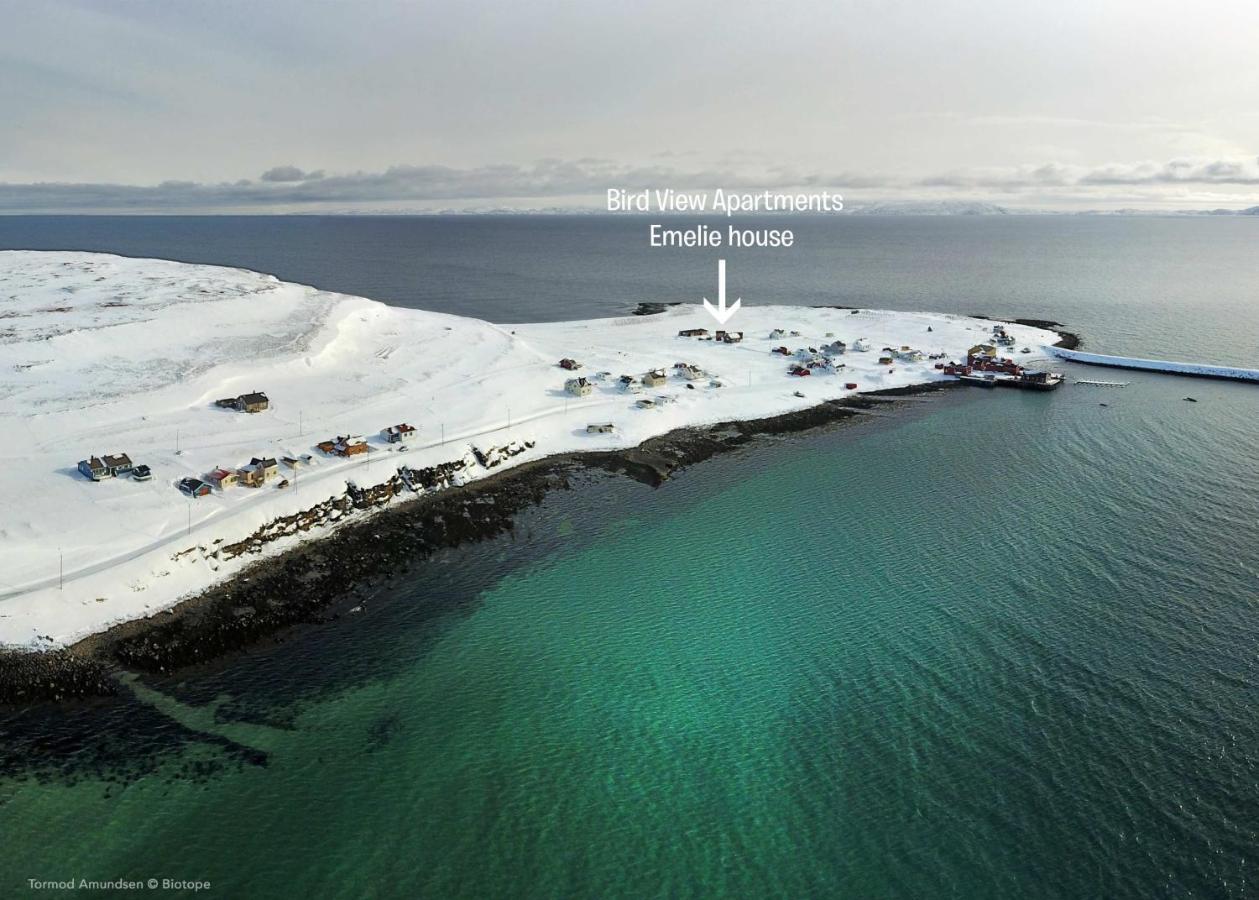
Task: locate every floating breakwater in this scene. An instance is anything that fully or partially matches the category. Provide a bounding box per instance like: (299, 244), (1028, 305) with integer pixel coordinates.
(1049, 347), (1259, 383)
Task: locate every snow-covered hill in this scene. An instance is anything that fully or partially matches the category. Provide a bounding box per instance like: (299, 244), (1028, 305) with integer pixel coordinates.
(0, 252), (1058, 647)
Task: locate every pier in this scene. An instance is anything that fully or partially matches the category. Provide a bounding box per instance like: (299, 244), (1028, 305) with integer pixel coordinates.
(1049, 347), (1259, 383)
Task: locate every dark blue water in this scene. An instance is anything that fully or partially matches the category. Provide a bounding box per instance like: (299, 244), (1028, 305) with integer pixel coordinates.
(2, 215), (1257, 898)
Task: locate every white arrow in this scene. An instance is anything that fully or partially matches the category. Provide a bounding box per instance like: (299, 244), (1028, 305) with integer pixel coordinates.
(702, 258), (742, 325)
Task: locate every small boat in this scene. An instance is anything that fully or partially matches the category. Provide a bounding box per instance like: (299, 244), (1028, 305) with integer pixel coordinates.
(996, 371), (1065, 391)
(1075, 379), (1129, 387)
(793, 390), (805, 398)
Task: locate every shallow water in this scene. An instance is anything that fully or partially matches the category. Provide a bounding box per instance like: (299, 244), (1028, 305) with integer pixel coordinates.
(1, 216), (1257, 897)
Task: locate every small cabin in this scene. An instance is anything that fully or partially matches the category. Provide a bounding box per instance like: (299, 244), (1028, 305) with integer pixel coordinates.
(558, 358), (581, 370)
(642, 369), (667, 388)
(852, 339), (871, 352)
(635, 398), (656, 409)
(586, 423), (616, 434)
(216, 391), (269, 413)
(381, 423), (416, 444)
(678, 364), (705, 381)
(678, 328), (709, 338)
(878, 355), (894, 365)
(565, 377), (593, 397)
(769, 328), (786, 339)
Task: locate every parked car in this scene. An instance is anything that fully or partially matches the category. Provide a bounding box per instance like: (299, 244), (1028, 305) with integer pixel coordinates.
(132, 464), (152, 481)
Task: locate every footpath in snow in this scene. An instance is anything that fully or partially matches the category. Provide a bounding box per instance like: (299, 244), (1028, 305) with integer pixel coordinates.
(0, 251), (1059, 647)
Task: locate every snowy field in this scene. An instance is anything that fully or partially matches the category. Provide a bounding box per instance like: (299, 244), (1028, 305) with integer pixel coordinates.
(0, 251), (1059, 648)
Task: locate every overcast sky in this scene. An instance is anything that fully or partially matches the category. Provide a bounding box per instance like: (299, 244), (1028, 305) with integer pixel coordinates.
(3, 0), (1259, 212)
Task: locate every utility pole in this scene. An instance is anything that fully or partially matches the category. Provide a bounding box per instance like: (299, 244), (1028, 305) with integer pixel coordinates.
(187, 500), (192, 536)
(59, 548), (63, 591)
(298, 409), (303, 437)
(175, 427), (181, 455)
(441, 423), (445, 446)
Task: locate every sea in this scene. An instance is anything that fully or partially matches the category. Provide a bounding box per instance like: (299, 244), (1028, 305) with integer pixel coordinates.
(1, 215), (1257, 899)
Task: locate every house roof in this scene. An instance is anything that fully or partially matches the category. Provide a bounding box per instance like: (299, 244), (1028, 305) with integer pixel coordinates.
(102, 453), (132, 467)
(238, 391), (268, 404)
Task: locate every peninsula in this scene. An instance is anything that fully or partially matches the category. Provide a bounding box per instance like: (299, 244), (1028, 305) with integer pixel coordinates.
(0, 251), (1060, 654)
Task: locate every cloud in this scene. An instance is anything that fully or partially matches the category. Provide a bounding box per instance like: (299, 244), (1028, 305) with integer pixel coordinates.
(260, 165), (324, 183)
(1, 156), (1257, 213)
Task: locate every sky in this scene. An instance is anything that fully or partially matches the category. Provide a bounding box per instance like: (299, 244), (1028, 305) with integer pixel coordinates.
(2, 0), (1259, 213)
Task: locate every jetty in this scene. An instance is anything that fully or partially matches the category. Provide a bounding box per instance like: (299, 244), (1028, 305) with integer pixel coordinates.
(1050, 347), (1259, 383)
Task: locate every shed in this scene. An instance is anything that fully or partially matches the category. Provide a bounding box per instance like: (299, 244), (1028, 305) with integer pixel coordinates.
(678, 328), (709, 338)
(558, 358), (581, 370)
(586, 423), (616, 434)
(642, 368), (667, 387)
(565, 377), (593, 397)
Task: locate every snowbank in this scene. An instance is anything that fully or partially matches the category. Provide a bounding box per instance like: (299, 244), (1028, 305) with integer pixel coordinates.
(0, 252), (1059, 647)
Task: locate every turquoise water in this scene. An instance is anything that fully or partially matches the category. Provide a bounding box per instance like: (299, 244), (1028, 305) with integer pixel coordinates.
(4, 374), (1257, 897)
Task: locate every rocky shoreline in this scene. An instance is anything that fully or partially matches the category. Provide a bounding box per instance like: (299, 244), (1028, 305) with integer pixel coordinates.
(0, 324), (1078, 706)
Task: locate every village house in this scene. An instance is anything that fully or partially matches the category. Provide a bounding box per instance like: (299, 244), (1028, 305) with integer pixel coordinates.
(558, 358), (581, 370)
(769, 328), (786, 339)
(208, 467), (239, 489)
(852, 338), (871, 352)
(677, 363), (705, 381)
(642, 368), (667, 388)
(586, 423), (616, 434)
(215, 391), (270, 413)
(565, 376), (593, 397)
(178, 477), (213, 498)
(381, 423), (416, 444)
(78, 453), (133, 481)
(317, 436), (369, 457)
(241, 458), (279, 485)
(678, 328), (709, 338)
(715, 330), (744, 344)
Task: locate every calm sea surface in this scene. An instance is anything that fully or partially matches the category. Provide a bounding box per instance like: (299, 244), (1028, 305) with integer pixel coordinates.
(1, 216), (1257, 898)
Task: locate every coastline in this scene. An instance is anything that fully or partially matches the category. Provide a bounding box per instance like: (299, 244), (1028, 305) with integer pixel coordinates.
(0, 317), (1078, 706)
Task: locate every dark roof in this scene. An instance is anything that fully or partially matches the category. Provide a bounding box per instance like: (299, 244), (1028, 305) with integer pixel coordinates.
(102, 453), (132, 468)
(250, 457), (277, 467)
(238, 392), (269, 404)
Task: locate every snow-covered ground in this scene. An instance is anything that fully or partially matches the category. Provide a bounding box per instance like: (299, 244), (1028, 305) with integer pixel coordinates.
(0, 251), (1059, 648)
